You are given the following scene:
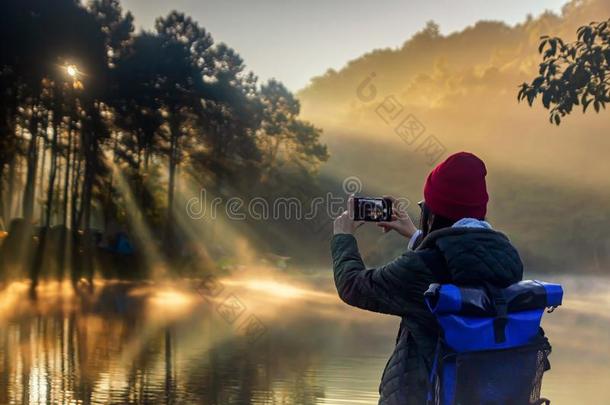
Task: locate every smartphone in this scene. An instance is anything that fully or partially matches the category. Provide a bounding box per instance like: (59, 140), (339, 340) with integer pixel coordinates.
(353, 197), (392, 222)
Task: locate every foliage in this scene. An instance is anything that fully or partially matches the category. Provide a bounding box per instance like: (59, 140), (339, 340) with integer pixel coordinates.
(259, 80), (328, 183)
(518, 19), (610, 124)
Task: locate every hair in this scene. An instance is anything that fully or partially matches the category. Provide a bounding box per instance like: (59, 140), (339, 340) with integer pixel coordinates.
(420, 202), (457, 238)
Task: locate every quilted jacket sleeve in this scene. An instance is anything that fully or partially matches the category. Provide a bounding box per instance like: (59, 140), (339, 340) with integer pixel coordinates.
(331, 234), (435, 317)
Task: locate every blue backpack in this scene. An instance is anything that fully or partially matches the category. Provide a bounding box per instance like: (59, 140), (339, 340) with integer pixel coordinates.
(424, 280), (563, 405)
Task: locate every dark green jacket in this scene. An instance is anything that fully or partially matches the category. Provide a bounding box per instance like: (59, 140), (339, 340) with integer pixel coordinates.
(331, 227), (523, 405)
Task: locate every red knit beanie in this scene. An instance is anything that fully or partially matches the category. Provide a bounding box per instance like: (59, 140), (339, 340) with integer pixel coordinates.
(423, 152), (488, 220)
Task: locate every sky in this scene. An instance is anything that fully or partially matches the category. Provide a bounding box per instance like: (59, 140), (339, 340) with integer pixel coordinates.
(120, 0), (570, 91)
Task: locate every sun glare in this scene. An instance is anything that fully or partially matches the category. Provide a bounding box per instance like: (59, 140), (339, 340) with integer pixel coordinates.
(66, 65), (78, 78)
(244, 279), (307, 299)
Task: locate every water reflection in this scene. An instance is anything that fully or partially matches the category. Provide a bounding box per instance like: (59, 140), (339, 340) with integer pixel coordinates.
(0, 274), (608, 404)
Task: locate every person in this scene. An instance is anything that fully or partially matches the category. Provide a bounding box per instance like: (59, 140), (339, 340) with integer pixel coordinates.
(331, 152), (523, 405)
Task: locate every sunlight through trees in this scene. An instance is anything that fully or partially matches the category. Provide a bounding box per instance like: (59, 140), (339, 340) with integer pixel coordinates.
(0, 0), (328, 288)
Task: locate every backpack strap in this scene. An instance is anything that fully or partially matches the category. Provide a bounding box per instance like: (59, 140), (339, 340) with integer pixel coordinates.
(426, 338), (442, 405)
(483, 281), (509, 344)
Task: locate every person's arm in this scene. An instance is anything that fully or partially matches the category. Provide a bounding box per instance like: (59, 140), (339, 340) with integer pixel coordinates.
(331, 198), (433, 316)
(331, 233), (428, 316)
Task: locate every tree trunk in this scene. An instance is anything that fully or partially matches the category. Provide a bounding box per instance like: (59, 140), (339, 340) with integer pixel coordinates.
(15, 155), (24, 218)
(79, 131), (97, 290)
(38, 137), (47, 223)
(6, 155), (16, 221)
(142, 145), (151, 213)
(167, 133), (177, 218)
(144, 147), (150, 171)
(71, 149), (82, 231)
(165, 118), (179, 252)
(45, 119), (60, 227)
(80, 129), (97, 233)
(0, 164), (5, 230)
(62, 126), (72, 226)
(80, 160), (92, 232)
(22, 115), (39, 222)
(57, 157), (64, 219)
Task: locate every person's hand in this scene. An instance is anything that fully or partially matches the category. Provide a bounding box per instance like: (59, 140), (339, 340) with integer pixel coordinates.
(333, 196), (364, 235)
(377, 196), (418, 239)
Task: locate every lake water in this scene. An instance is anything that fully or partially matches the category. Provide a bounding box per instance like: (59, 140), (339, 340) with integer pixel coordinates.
(0, 272), (608, 404)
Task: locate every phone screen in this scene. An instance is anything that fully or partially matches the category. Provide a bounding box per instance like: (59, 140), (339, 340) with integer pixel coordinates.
(353, 197), (392, 222)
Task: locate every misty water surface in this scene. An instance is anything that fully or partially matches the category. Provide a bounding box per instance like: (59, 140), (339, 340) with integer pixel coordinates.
(0, 272), (607, 405)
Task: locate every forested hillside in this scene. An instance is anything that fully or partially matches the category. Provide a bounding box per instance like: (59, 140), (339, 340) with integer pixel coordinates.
(299, 0), (610, 273)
